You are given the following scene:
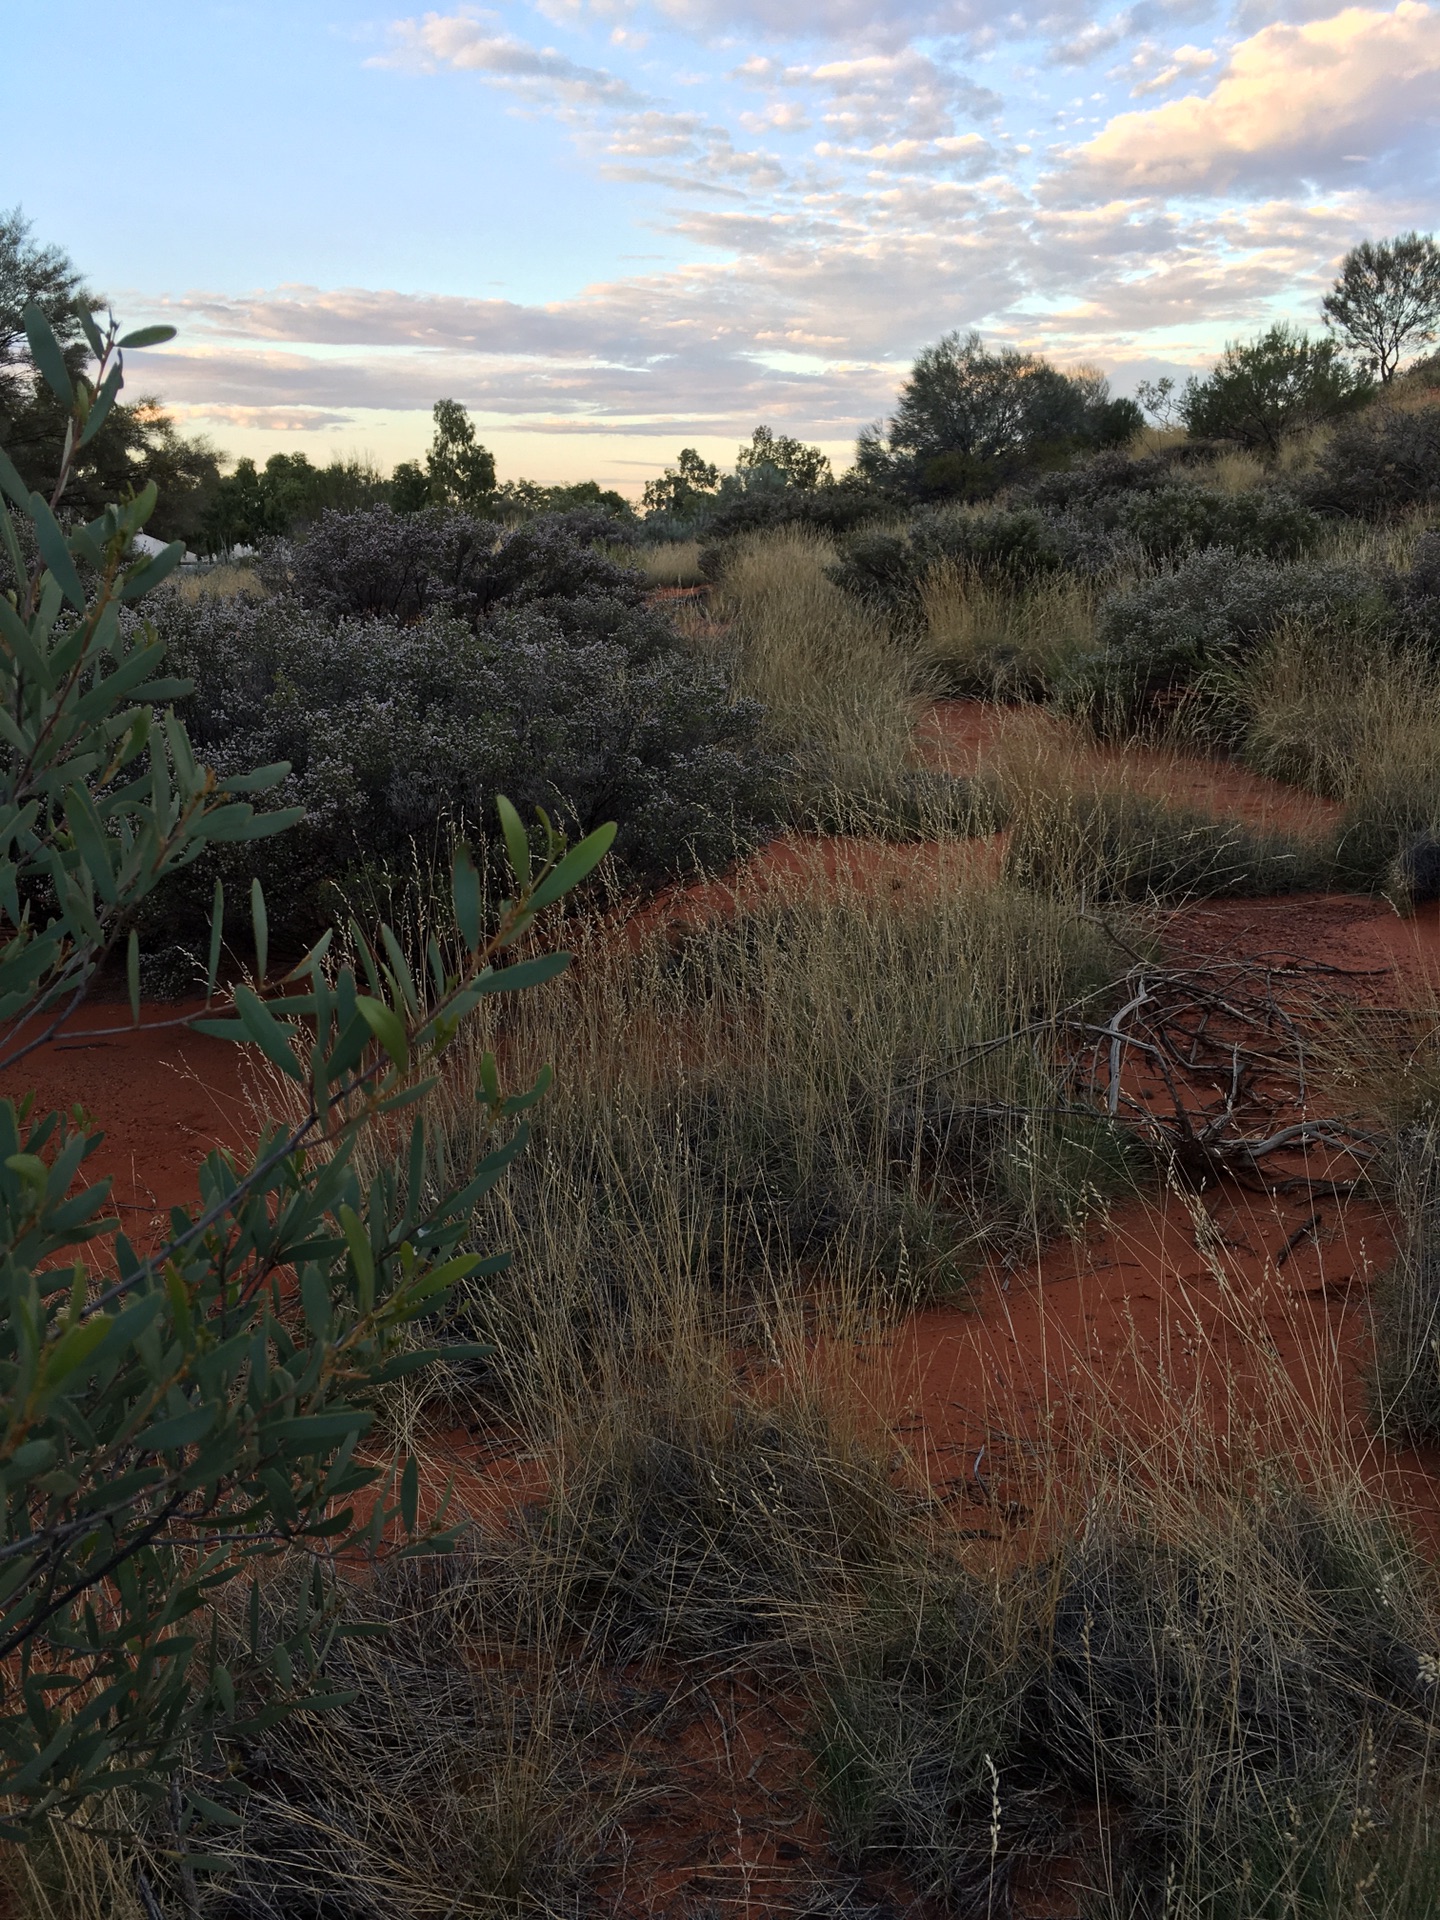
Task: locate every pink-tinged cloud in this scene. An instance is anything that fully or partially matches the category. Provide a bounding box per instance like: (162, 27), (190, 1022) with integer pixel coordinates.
(1066, 1), (1440, 194)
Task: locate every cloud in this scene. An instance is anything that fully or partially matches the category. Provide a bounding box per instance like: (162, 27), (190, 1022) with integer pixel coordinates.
(1064, 1), (1440, 193)
(377, 8), (646, 106)
(1127, 41), (1218, 92)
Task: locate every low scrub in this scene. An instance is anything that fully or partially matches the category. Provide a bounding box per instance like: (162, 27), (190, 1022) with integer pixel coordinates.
(144, 524), (782, 942)
(1004, 786), (1330, 902)
(819, 1488), (1440, 1916)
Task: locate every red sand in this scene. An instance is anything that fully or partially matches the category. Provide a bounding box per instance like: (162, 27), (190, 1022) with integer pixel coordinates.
(8, 710), (1440, 1917)
(0, 998), (252, 1252)
(921, 697), (1344, 841)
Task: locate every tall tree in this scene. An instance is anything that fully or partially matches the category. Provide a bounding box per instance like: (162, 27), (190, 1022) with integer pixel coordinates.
(425, 398), (496, 510)
(735, 425), (831, 489)
(1323, 233), (1440, 383)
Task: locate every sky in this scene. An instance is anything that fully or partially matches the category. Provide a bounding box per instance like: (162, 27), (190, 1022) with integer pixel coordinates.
(6, 0), (1440, 492)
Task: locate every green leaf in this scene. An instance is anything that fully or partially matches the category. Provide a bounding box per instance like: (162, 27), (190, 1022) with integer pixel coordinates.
(117, 324), (178, 349)
(74, 301), (105, 357)
(355, 995), (409, 1073)
(232, 985), (304, 1082)
(23, 304), (73, 406)
(27, 495), (85, 611)
(119, 541), (184, 602)
(41, 1318), (110, 1388)
(0, 444), (30, 511)
(268, 1412), (372, 1448)
(473, 952), (570, 999)
(141, 1406), (216, 1453)
(206, 878), (225, 999)
(78, 362), (124, 449)
(251, 878), (268, 984)
(339, 1204), (375, 1314)
(400, 1454), (419, 1535)
(495, 794), (531, 893)
(528, 821), (617, 912)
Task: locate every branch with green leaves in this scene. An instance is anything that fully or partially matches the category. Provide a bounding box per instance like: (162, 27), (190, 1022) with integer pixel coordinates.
(0, 300), (615, 1840)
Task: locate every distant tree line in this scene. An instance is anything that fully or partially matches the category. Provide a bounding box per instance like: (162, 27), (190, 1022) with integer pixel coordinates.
(6, 209), (1439, 556)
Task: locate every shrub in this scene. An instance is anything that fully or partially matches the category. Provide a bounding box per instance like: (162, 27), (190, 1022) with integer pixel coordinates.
(150, 586), (781, 939)
(1077, 550), (1390, 735)
(1305, 401), (1440, 517)
(1371, 1123), (1440, 1444)
(1180, 323), (1372, 453)
(272, 504), (645, 626)
(1117, 483), (1322, 562)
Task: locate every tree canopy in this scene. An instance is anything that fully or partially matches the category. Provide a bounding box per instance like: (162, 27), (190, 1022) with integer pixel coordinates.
(1323, 232), (1440, 383)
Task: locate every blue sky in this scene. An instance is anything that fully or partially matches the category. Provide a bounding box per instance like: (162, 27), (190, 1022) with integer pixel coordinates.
(7, 0), (1440, 491)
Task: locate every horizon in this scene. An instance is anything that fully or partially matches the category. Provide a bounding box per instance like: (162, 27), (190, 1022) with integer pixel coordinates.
(10, 0), (1439, 494)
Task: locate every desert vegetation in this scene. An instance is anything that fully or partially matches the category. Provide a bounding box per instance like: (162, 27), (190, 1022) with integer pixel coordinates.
(11, 226), (1440, 1920)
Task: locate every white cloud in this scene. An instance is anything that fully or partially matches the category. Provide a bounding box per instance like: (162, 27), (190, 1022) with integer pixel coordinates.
(1064, 1), (1440, 193)
(376, 8), (646, 106)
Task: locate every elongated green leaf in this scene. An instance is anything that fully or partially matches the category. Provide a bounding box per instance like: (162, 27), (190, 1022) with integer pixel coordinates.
(0, 444), (30, 511)
(78, 362), (124, 449)
(251, 878), (268, 984)
(354, 995), (408, 1073)
(23, 304), (73, 405)
(527, 820), (617, 912)
(451, 844), (481, 953)
(141, 1406), (216, 1453)
(27, 495), (85, 611)
(206, 878), (224, 998)
(494, 794), (531, 892)
(118, 542), (184, 602)
(473, 951), (570, 999)
(117, 324), (178, 350)
(232, 985), (304, 1082)
(41, 1317), (110, 1388)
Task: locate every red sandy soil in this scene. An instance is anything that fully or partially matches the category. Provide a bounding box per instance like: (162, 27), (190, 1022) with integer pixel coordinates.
(0, 997), (253, 1254)
(8, 711), (1440, 1917)
(920, 697), (1343, 841)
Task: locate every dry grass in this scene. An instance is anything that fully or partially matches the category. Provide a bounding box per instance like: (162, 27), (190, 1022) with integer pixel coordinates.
(174, 562), (264, 602)
(716, 527), (986, 836)
(628, 538), (704, 588)
(1240, 621), (1440, 889)
(919, 560), (1099, 701)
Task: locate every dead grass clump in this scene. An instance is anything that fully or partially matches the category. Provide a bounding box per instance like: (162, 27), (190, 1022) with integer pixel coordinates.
(1241, 623), (1440, 893)
(175, 563), (264, 602)
(1371, 1121), (1440, 1448)
(628, 538), (704, 588)
(919, 561), (1099, 702)
(1004, 786), (1329, 904)
(817, 1469), (1440, 1918)
(717, 528), (971, 837)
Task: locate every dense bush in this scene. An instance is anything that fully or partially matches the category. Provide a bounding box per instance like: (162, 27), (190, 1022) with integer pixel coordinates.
(270, 504), (645, 625)
(149, 582), (779, 940)
(1304, 400), (1440, 516)
(1116, 484), (1321, 562)
(1076, 551), (1390, 733)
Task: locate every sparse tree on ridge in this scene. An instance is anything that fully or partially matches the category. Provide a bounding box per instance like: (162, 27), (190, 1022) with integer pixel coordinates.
(1323, 232), (1440, 383)
(735, 425), (831, 489)
(1180, 324), (1370, 454)
(424, 396), (496, 510)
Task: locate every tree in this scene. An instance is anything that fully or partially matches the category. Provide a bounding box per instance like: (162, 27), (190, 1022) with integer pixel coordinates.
(425, 397), (496, 511)
(860, 330), (1140, 498)
(0, 298), (613, 1842)
(642, 447), (720, 520)
(735, 425), (831, 490)
(199, 450), (390, 553)
(1135, 375), (1179, 428)
(1180, 324), (1371, 454)
(1323, 233), (1440, 383)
